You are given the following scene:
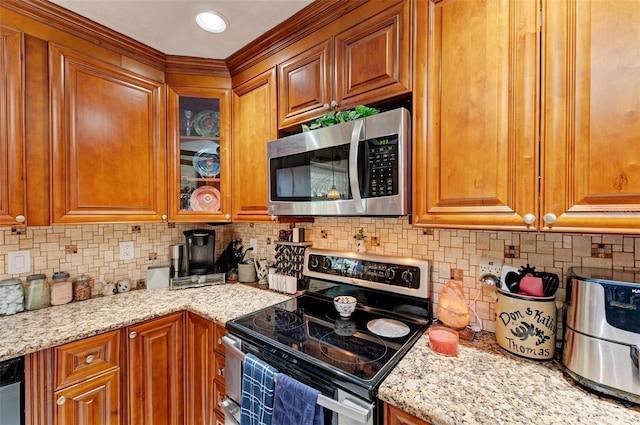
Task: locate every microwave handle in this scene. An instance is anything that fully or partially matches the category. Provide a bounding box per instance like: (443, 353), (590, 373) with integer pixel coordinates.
(348, 119), (366, 213)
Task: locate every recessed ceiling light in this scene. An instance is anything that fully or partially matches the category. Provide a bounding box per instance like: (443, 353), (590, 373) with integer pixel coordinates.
(196, 11), (228, 33)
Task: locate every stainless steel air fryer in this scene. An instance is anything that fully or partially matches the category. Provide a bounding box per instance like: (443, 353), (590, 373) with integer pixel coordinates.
(183, 229), (216, 276)
(563, 267), (640, 404)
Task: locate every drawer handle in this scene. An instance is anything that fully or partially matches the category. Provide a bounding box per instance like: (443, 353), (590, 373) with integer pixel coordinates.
(218, 367), (224, 377)
(56, 396), (67, 405)
(129, 331), (138, 339)
(85, 354), (95, 364)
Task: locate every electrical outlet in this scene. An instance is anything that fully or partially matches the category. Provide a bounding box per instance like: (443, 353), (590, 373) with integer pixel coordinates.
(120, 241), (134, 260)
(479, 257), (503, 276)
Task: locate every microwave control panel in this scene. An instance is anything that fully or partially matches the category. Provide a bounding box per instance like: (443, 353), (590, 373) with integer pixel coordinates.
(364, 134), (399, 198)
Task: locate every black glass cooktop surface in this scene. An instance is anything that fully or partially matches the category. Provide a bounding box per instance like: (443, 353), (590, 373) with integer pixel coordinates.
(227, 288), (428, 384)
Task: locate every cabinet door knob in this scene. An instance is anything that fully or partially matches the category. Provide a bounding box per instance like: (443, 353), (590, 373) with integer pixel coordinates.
(543, 213), (557, 224)
(129, 331), (138, 339)
(161, 214), (167, 220)
(225, 214), (231, 220)
(218, 367), (224, 377)
(85, 354), (95, 364)
(330, 100), (339, 109)
(15, 215), (25, 223)
(323, 103), (330, 110)
(523, 213), (536, 225)
(56, 396), (67, 405)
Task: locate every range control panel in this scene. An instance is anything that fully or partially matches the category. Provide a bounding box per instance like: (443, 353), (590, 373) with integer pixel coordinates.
(304, 248), (430, 299)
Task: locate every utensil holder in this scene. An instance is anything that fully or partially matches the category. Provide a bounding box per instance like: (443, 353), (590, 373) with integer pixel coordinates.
(495, 289), (557, 360)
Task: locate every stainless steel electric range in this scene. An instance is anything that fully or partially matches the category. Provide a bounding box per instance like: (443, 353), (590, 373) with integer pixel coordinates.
(222, 248), (431, 425)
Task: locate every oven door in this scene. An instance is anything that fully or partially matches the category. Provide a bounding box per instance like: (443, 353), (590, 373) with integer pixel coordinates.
(221, 335), (375, 425)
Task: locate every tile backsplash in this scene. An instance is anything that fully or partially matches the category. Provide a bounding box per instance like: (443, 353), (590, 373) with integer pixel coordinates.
(1, 218), (638, 332)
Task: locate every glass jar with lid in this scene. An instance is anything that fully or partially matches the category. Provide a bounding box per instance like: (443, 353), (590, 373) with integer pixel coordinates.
(24, 274), (50, 311)
(72, 274), (93, 301)
(50, 272), (72, 306)
(0, 278), (25, 315)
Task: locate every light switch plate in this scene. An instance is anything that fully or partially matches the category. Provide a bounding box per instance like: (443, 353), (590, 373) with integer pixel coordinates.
(8, 250), (31, 274)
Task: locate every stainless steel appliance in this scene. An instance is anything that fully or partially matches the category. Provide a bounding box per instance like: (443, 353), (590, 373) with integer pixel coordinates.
(563, 267), (640, 404)
(0, 356), (24, 425)
(169, 244), (185, 278)
(267, 108), (410, 217)
(183, 229), (216, 275)
(222, 248), (431, 424)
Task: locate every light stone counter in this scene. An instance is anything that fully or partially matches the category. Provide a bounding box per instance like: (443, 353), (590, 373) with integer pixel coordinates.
(379, 331), (640, 425)
(0, 283), (290, 361)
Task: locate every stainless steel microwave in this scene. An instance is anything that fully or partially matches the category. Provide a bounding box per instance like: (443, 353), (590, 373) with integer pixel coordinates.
(267, 107), (411, 216)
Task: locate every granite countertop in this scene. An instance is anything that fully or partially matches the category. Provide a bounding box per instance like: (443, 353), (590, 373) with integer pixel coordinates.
(3, 285), (640, 425)
(0, 283), (290, 361)
(379, 331), (640, 425)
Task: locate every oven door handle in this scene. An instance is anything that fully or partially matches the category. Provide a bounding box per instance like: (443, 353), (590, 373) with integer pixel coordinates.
(222, 336), (373, 424)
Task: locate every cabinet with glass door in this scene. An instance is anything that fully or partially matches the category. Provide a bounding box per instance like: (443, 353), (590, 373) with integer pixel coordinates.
(167, 87), (231, 222)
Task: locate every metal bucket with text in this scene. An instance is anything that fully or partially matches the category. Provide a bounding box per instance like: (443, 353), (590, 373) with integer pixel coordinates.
(495, 289), (557, 360)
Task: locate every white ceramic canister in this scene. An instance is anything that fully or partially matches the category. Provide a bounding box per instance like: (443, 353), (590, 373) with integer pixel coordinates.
(495, 288), (557, 360)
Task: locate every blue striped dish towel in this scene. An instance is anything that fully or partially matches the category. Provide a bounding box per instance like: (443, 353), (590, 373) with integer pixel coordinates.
(272, 373), (324, 425)
(240, 353), (279, 425)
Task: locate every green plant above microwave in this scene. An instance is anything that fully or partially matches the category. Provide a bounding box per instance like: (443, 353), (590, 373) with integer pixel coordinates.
(302, 105), (380, 132)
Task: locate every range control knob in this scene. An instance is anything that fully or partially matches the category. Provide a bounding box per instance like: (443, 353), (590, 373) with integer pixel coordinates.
(401, 270), (414, 284)
(384, 267), (396, 280)
(322, 257), (332, 271)
(310, 255), (320, 269)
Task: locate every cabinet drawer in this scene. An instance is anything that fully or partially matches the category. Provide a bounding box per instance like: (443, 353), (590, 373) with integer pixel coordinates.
(214, 351), (225, 385)
(214, 323), (227, 354)
(54, 330), (121, 390)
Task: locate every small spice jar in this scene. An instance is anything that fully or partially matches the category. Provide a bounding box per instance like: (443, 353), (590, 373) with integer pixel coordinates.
(0, 278), (25, 315)
(24, 274), (50, 311)
(72, 274), (93, 302)
(50, 272), (72, 306)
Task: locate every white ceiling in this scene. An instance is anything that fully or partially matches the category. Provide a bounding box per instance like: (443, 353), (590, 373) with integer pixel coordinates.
(49, 0), (314, 59)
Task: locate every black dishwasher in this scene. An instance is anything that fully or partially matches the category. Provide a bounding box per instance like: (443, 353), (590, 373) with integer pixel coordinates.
(0, 356), (24, 425)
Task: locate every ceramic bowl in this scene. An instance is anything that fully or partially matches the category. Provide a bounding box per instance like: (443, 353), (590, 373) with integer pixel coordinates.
(333, 296), (357, 317)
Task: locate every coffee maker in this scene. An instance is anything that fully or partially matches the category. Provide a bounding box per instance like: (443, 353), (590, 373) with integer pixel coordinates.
(183, 229), (216, 275)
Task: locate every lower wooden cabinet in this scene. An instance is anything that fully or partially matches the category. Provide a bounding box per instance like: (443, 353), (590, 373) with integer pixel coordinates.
(52, 330), (122, 425)
(186, 312), (216, 425)
(385, 403), (432, 425)
(54, 369), (121, 425)
(127, 312), (184, 425)
(26, 312), (225, 425)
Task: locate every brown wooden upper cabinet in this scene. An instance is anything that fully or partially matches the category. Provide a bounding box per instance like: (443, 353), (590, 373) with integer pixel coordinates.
(231, 68), (278, 222)
(412, 0), (640, 234)
(167, 85), (231, 222)
(277, 0), (411, 129)
(50, 44), (167, 224)
(0, 25), (26, 226)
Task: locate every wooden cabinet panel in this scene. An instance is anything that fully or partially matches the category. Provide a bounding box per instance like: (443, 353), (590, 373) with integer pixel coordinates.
(185, 312), (215, 425)
(25, 349), (55, 425)
(542, 0), (640, 233)
(127, 312), (184, 425)
(214, 322), (226, 354)
(412, 0), (539, 229)
(231, 68), (277, 221)
(0, 25), (26, 226)
(385, 403), (431, 425)
(167, 85), (232, 222)
(278, 39), (331, 128)
(276, 0), (411, 130)
(50, 43), (166, 224)
(54, 369), (121, 425)
(54, 330), (120, 390)
(334, 0), (411, 107)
